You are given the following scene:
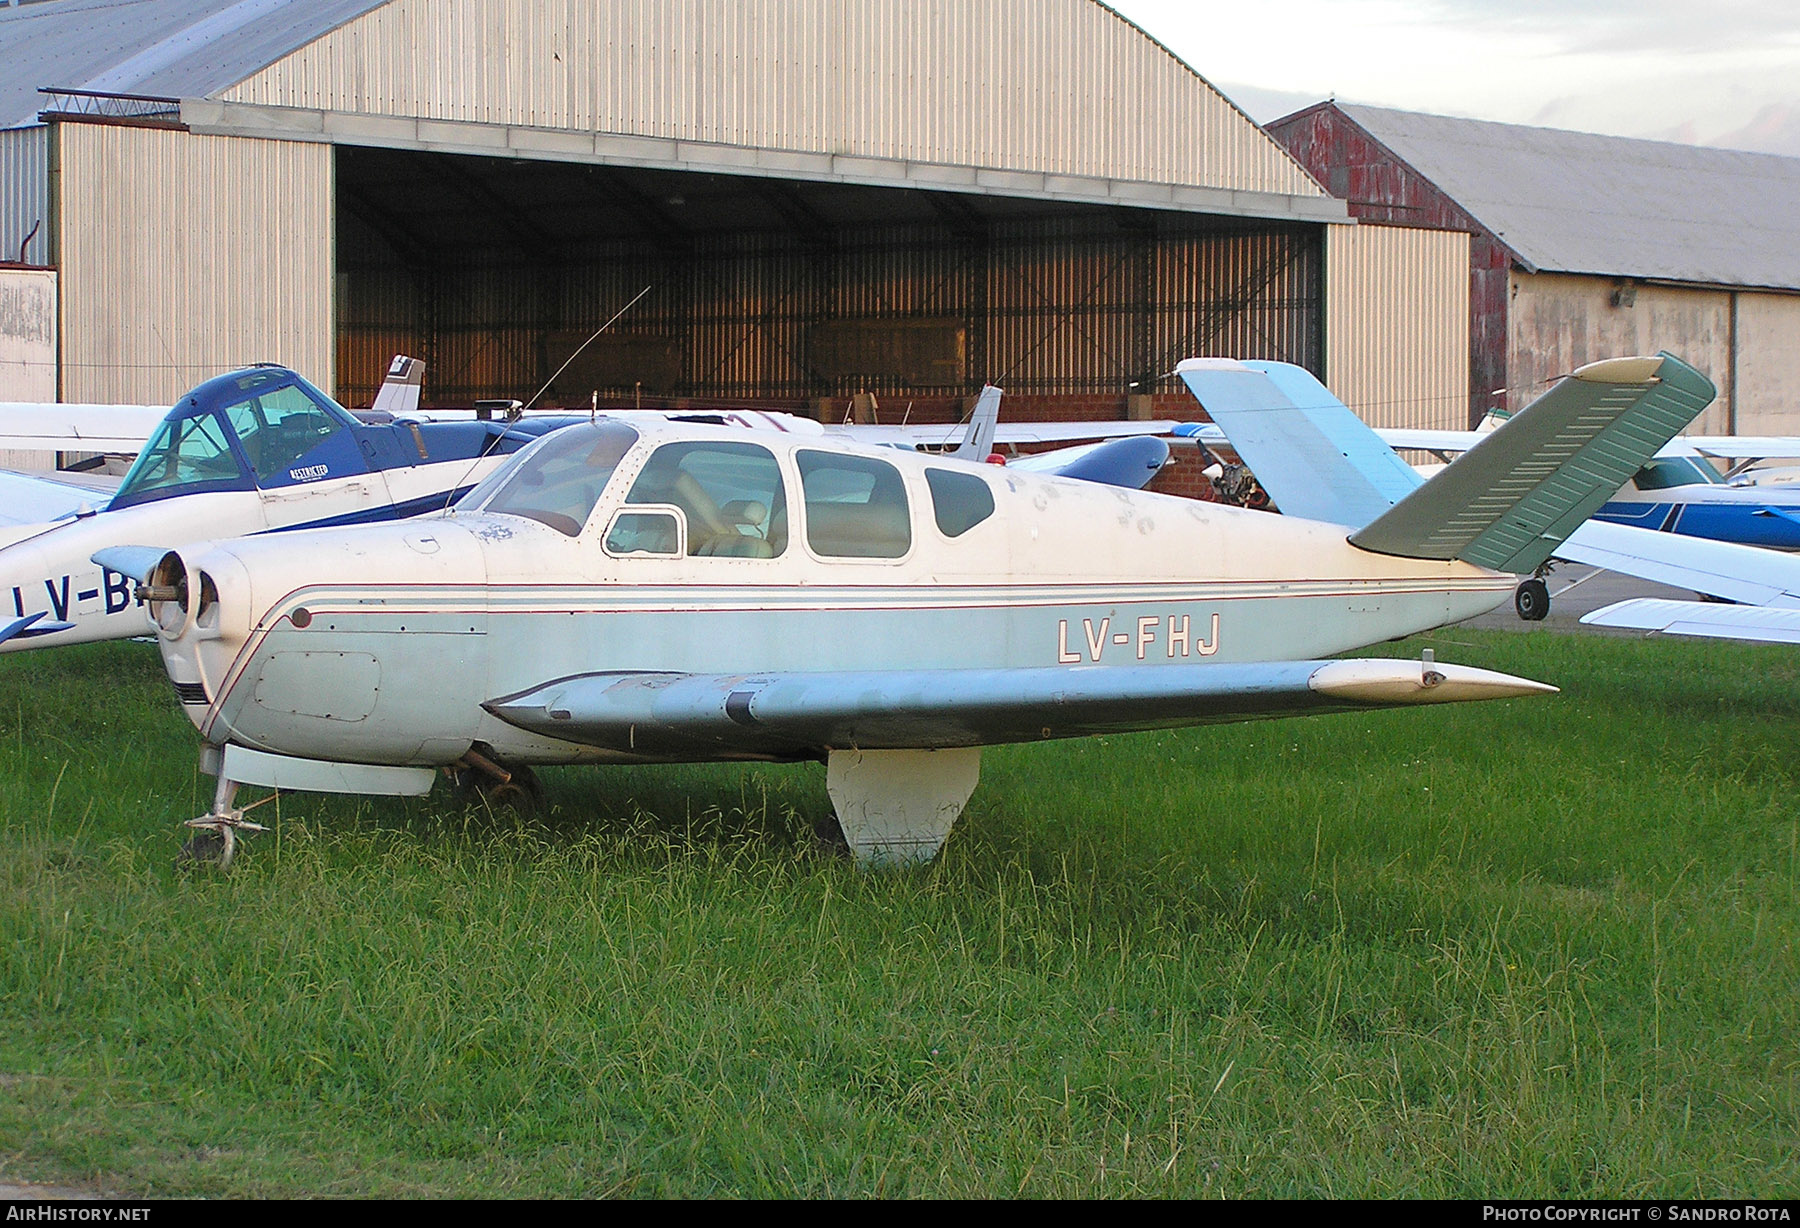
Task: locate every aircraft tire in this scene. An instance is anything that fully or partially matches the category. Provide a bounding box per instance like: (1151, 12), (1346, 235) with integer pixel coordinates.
(481, 766), (545, 816)
(812, 813), (851, 859)
(177, 829), (228, 867)
(1515, 578), (1550, 622)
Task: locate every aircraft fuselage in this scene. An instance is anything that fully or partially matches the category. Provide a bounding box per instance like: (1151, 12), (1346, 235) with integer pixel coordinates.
(151, 419), (1517, 770)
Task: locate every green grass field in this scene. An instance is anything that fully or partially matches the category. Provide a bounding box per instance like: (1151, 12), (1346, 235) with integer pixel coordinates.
(1, 630), (1795, 1197)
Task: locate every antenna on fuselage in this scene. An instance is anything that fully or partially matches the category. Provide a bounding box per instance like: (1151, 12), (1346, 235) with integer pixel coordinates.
(520, 284), (653, 414)
(438, 285), (653, 516)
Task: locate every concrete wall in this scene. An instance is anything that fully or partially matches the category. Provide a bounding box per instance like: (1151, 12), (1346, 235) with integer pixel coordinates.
(0, 265), (56, 471)
(1508, 272), (1734, 434)
(56, 123), (334, 404)
(1732, 291), (1800, 435)
(1324, 223), (1469, 430)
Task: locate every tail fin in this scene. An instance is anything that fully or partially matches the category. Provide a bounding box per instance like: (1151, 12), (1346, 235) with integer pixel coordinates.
(1351, 354), (1715, 573)
(369, 355), (425, 416)
(1180, 353), (1717, 574)
(1175, 358), (1423, 526)
(950, 385), (1002, 462)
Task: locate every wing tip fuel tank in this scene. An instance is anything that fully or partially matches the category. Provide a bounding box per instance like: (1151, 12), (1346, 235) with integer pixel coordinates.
(1306, 659), (1558, 705)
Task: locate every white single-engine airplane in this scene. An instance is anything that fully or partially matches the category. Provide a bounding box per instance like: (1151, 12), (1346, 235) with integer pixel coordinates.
(104, 353), (1713, 869)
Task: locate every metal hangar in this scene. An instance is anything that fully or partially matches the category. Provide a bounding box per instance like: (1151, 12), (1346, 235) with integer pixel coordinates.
(0, 0), (1488, 441)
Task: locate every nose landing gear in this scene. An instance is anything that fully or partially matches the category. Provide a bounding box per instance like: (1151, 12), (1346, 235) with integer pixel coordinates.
(179, 776), (269, 870)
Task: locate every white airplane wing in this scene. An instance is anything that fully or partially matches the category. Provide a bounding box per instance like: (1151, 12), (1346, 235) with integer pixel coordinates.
(1555, 519), (1800, 609)
(0, 469), (118, 529)
(855, 419), (1183, 449)
(482, 658), (1552, 758)
(1687, 436), (1800, 461)
(0, 402), (168, 453)
(1581, 598), (1800, 644)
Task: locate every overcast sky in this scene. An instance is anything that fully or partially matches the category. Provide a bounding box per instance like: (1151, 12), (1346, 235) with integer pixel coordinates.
(1106, 0), (1800, 155)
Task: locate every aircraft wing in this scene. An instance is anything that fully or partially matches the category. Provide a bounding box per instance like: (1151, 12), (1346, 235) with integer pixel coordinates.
(1581, 598), (1800, 644)
(483, 658), (1553, 757)
(0, 402), (167, 453)
(1556, 520), (1800, 608)
(852, 419), (1184, 449)
(0, 469), (117, 528)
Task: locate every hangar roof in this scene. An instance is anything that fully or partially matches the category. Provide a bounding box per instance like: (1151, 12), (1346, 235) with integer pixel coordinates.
(2, 0), (1340, 225)
(1326, 103), (1800, 291)
(0, 0), (388, 130)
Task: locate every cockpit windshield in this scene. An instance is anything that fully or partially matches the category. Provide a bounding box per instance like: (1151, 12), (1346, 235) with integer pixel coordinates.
(114, 409), (242, 503)
(110, 368), (355, 509)
(1633, 455), (1723, 490)
(461, 420), (639, 535)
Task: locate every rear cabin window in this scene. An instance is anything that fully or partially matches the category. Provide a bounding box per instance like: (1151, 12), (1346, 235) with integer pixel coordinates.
(925, 467), (995, 537)
(798, 451), (912, 559)
(624, 441), (787, 558)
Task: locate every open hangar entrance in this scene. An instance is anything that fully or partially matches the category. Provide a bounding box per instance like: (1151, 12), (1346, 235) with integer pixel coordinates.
(334, 144), (1324, 427)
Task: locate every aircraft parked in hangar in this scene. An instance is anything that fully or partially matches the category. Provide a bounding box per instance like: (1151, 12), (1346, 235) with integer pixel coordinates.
(0, 368), (1171, 655)
(1175, 363), (1800, 620)
(102, 352), (1711, 869)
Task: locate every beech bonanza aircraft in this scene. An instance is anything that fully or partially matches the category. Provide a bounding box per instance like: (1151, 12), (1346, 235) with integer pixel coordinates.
(102, 352), (1713, 869)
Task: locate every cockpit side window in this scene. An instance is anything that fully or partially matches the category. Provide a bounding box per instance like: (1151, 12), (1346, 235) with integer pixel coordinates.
(221, 382), (346, 482)
(468, 420), (639, 535)
(798, 450), (912, 558)
(624, 441), (788, 558)
(111, 409), (246, 505)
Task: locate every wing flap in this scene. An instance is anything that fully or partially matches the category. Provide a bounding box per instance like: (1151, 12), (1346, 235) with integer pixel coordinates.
(484, 660), (1554, 756)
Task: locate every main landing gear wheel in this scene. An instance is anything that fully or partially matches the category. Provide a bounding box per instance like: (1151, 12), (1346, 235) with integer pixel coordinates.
(452, 748), (545, 815)
(1515, 578), (1550, 622)
(481, 768), (544, 814)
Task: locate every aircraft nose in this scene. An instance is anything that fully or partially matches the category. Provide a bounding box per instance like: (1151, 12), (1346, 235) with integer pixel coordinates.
(140, 549), (196, 639)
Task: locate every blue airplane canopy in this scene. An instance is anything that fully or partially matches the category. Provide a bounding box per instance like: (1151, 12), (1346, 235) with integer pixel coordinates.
(107, 365), (541, 513)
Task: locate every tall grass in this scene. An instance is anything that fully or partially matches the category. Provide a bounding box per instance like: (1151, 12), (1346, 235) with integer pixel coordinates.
(0, 633), (1794, 1196)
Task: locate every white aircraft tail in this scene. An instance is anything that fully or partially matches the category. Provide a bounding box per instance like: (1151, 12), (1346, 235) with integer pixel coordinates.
(949, 386), (1002, 462)
(369, 355), (425, 417)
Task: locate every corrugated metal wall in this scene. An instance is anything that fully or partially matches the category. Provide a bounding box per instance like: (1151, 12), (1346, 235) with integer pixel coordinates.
(0, 125), (50, 266)
(1324, 223), (1469, 430)
(225, 0), (1322, 199)
(337, 211), (1321, 407)
(1270, 105), (1512, 427)
(57, 123), (334, 403)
